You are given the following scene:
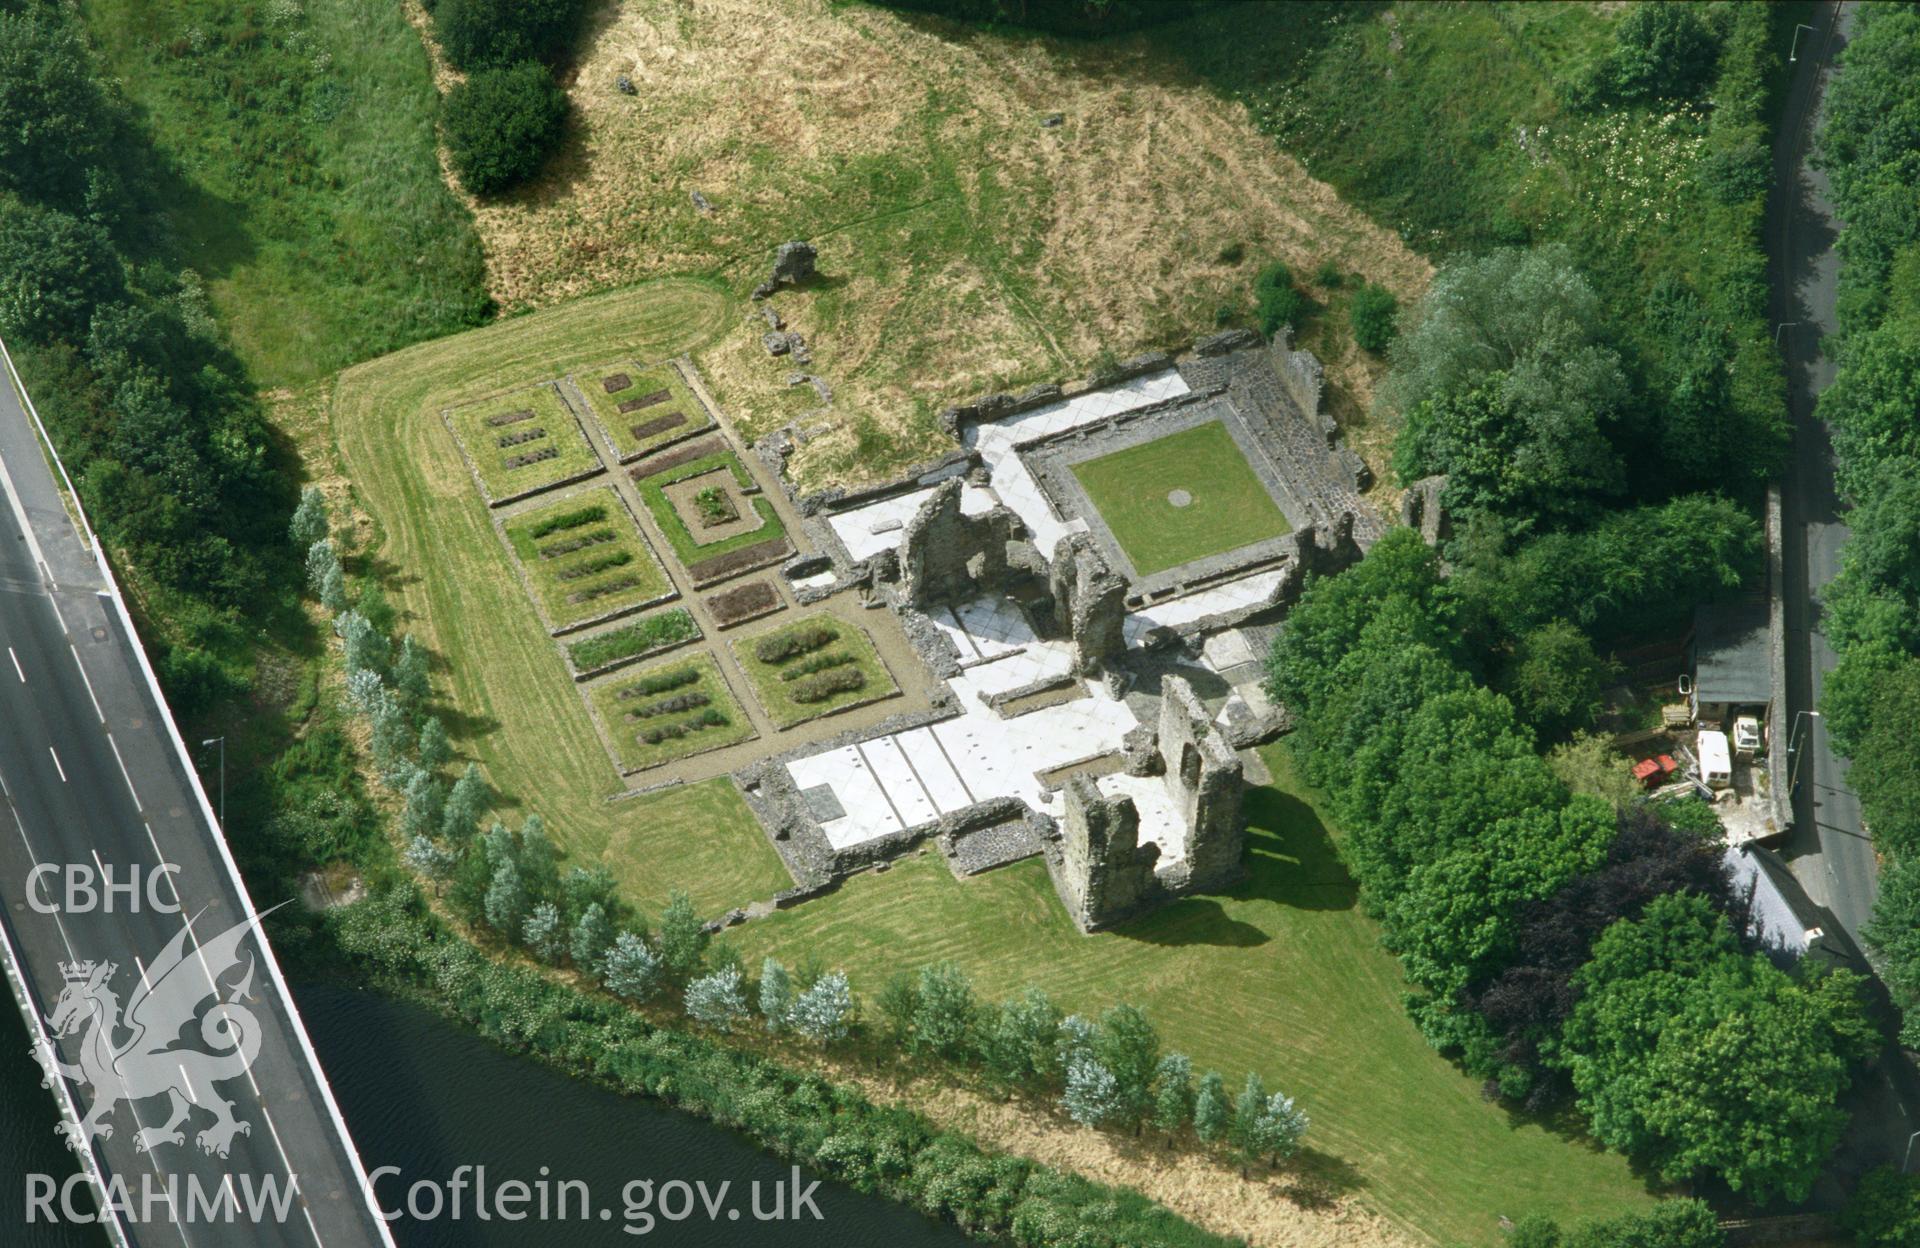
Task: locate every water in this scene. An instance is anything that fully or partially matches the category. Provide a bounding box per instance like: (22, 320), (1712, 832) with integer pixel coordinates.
(295, 985), (974, 1248)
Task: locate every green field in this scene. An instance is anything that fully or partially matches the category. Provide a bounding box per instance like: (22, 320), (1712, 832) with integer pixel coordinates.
(1071, 421), (1291, 575)
(573, 361), (713, 462)
(499, 487), (672, 632)
(632, 450), (788, 571)
(726, 747), (1657, 1243)
(730, 614), (900, 730)
(80, 0), (489, 387)
(588, 653), (756, 773)
(446, 383), (604, 505)
(329, 281), (791, 914)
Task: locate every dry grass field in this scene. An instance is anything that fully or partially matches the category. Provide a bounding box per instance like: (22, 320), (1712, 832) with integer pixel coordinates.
(427, 0), (1430, 490)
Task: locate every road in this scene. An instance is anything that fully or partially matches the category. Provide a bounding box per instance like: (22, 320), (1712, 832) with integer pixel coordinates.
(1770, 3), (1879, 947)
(0, 339), (393, 1247)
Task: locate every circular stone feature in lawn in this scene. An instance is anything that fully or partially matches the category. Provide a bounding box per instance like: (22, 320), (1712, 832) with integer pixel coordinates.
(1167, 488), (1193, 508)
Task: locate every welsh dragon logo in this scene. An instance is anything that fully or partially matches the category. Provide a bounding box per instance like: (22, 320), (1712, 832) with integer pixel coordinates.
(33, 908), (275, 1160)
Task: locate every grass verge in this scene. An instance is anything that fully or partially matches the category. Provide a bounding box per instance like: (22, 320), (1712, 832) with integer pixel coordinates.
(1071, 421), (1291, 574)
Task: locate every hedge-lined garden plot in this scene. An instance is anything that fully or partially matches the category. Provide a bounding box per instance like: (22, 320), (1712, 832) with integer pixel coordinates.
(730, 612), (898, 730)
(630, 447), (792, 587)
(564, 607), (701, 679)
(500, 486), (672, 632)
(589, 652), (755, 772)
(445, 381), (603, 505)
(572, 359), (714, 462)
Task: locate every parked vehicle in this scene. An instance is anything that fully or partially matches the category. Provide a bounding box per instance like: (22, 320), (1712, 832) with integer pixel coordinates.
(1698, 730), (1733, 790)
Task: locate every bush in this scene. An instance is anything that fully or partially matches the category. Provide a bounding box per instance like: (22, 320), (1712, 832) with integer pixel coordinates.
(779, 651), (856, 682)
(431, 0), (590, 71)
(621, 665), (699, 698)
(565, 611), (698, 671)
(1347, 283), (1398, 352)
(1252, 260), (1305, 336)
(526, 503), (605, 539)
(631, 691), (709, 720)
(1844, 1166), (1920, 1248)
(754, 623), (839, 664)
(0, 197), (123, 346)
(1585, 1), (1721, 105)
(790, 666), (866, 705)
(442, 62), (568, 196)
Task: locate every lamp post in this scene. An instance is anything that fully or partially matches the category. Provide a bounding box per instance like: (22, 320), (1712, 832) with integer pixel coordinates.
(1787, 710), (1820, 794)
(1789, 22), (1817, 63)
(201, 736), (225, 831)
(1774, 321), (1800, 346)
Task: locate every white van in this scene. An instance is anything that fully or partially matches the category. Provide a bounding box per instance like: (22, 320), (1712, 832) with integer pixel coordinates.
(1698, 729), (1733, 791)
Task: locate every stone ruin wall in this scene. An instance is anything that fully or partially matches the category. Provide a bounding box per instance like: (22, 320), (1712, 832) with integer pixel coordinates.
(1157, 675), (1247, 893)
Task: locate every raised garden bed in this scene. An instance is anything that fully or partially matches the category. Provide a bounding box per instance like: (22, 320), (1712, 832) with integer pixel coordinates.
(729, 612), (899, 729)
(500, 486), (672, 632)
(572, 360), (713, 462)
(686, 535), (793, 589)
(628, 437), (726, 481)
(704, 579), (784, 629)
(587, 652), (755, 772)
(565, 608), (701, 678)
(632, 448), (792, 585)
(445, 382), (603, 505)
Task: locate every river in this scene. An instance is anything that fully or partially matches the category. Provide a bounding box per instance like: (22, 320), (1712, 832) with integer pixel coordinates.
(1, 986), (973, 1247)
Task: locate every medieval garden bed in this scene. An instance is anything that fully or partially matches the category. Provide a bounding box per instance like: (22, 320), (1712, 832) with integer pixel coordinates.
(588, 651), (757, 773)
(630, 446), (792, 587)
(444, 380), (604, 505)
(1069, 419), (1291, 576)
(728, 612), (899, 730)
(499, 485), (673, 633)
(564, 606), (701, 679)
(571, 358), (715, 462)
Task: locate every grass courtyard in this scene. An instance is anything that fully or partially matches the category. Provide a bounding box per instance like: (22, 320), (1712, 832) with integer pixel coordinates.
(500, 487), (672, 632)
(1072, 421), (1292, 575)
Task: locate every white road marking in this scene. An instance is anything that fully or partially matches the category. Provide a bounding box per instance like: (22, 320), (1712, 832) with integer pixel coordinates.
(106, 732), (140, 811)
(8, 646), (21, 682)
(47, 745), (64, 783)
(69, 645), (103, 722)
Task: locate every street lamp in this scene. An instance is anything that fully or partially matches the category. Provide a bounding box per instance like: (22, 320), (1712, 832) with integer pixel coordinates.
(1787, 710), (1820, 793)
(1789, 23), (1817, 63)
(1774, 321), (1800, 346)
(200, 737), (225, 831)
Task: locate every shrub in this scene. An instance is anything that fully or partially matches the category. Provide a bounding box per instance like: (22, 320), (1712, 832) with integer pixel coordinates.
(1844, 1167), (1920, 1248)
(1348, 283), (1398, 352)
(526, 503), (605, 539)
(1214, 241), (1245, 265)
(754, 623), (839, 664)
(1253, 260), (1305, 336)
(431, 0), (589, 71)
(638, 707), (726, 745)
(790, 666), (866, 705)
(631, 690), (709, 720)
(620, 665), (699, 699)
(442, 62), (568, 196)
(566, 611), (698, 671)
(779, 651), (857, 682)
(553, 550), (632, 581)
(1313, 259), (1345, 288)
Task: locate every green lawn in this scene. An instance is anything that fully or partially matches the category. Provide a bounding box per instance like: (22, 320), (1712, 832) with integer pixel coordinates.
(80, 0), (488, 387)
(329, 280), (789, 914)
(730, 614), (900, 730)
(573, 361), (713, 462)
(588, 653), (757, 773)
(1071, 421), (1291, 575)
(725, 747), (1658, 1244)
(499, 487), (672, 632)
(446, 382), (604, 505)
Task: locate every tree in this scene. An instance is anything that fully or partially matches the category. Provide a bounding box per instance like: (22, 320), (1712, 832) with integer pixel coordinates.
(878, 971), (919, 1047)
(1228, 1072), (1269, 1170)
(601, 932), (662, 1002)
(1562, 1199), (1722, 1248)
(982, 986), (1063, 1089)
(1150, 1053), (1194, 1142)
(1384, 246), (1628, 525)
(653, 889), (708, 982)
(304, 539), (338, 599)
(684, 965), (749, 1032)
(0, 10), (119, 210)
(759, 957), (793, 1032)
(400, 768), (445, 841)
(320, 562), (348, 614)
(441, 763), (488, 840)
(516, 814), (558, 900)
(1095, 1004), (1160, 1132)
(789, 971), (854, 1047)
(1253, 260), (1306, 336)
(1245, 1090), (1309, 1165)
(1595, 2), (1719, 104)
(1062, 1057), (1122, 1129)
(1546, 733), (1641, 810)
(1865, 855), (1920, 1047)
(0, 197), (120, 347)
(1843, 1167), (1920, 1248)
(1192, 1071), (1230, 1145)
(1348, 282), (1398, 352)
(289, 487), (329, 551)
(911, 961), (977, 1061)
(336, 610), (388, 677)
(442, 62), (569, 196)
(393, 634), (432, 708)
(1500, 620), (1614, 740)
(570, 902), (613, 972)
(561, 865), (620, 927)
(369, 694), (414, 777)
(430, 0), (589, 71)
(1555, 893), (1877, 1202)
(416, 716), (452, 772)
(483, 857), (527, 941)
(523, 901), (564, 964)
(1055, 1014), (1097, 1073)
(402, 835), (455, 881)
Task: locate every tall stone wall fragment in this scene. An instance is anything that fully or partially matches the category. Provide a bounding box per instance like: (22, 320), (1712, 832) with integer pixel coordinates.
(1157, 675), (1246, 892)
(1047, 776), (1160, 932)
(1049, 532), (1126, 674)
